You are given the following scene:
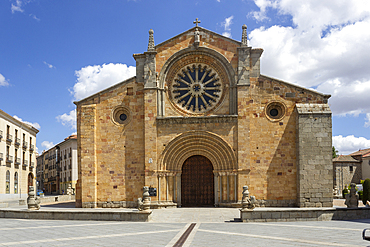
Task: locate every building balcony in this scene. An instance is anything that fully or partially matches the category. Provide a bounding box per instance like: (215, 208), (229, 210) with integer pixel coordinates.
(30, 144), (35, 152)
(23, 160), (28, 167)
(15, 157), (21, 165)
(69, 153), (72, 158)
(23, 141), (28, 149)
(6, 134), (12, 143)
(0, 130), (3, 139)
(0, 153), (3, 161)
(15, 138), (20, 146)
(6, 155), (13, 163)
(30, 162), (35, 168)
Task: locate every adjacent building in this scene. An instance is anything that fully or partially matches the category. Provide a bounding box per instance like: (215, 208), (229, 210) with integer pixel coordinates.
(0, 109), (38, 201)
(58, 135), (78, 194)
(75, 23), (333, 208)
(333, 148), (370, 193)
(36, 135), (77, 194)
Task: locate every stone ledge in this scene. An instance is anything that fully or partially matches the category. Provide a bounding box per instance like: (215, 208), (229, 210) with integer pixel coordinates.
(240, 207), (370, 222)
(0, 208), (152, 222)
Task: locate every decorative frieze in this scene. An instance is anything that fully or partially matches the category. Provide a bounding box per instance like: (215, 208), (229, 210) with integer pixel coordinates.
(156, 115), (237, 125)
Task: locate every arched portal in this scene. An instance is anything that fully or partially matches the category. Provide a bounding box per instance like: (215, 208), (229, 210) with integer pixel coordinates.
(181, 155), (214, 207)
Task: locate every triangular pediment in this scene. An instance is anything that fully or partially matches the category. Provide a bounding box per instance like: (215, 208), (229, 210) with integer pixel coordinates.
(154, 26), (241, 51)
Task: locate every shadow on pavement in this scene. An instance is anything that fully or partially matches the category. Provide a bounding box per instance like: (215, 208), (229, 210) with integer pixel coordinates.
(41, 201), (76, 208)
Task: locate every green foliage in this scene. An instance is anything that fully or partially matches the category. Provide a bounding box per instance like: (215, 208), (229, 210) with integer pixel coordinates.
(332, 146), (339, 159)
(342, 188), (349, 199)
(358, 190), (363, 200)
(362, 179), (370, 205)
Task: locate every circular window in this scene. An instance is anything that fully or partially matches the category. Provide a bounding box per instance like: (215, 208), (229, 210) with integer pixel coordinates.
(169, 63), (223, 115)
(265, 102), (286, 121)
(112, 106), (131, 126)
(119, 114), (127, 121)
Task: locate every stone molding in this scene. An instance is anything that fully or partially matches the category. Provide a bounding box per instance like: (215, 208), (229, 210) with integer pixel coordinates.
(156, 115), (237, 125)
(159, 130), (237, 172)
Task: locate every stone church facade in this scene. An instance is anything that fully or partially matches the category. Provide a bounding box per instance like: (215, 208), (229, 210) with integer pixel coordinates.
(75, 22), (333, 208)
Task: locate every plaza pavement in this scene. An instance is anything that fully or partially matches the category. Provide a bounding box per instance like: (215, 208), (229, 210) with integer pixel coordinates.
(1, 201), (369, 246)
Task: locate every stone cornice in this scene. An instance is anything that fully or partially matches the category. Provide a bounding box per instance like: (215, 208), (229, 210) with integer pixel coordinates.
(156, 115), (238, 125)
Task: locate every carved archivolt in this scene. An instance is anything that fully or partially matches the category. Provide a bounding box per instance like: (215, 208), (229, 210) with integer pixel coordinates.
(159, 131), (237, 172)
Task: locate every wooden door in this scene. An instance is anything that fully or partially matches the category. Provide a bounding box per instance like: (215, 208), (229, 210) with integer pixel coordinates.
(181, 155), (214, 207)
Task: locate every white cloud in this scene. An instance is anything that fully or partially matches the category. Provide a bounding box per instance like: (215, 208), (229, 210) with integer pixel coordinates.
(221, 16), (234, 38)
(43, 61), (55, 69)
(11, 0), (24, 13)
(333, 135), (370, 155)
(0, 73), (9, 86)
(72, 63), (136, 101)
(29, 14), (40, 21)
(250, 0), (277, 21)
(13, 115), (41, 130)
(365, 113), (370, 128)
(248, 0), (370, 118)
(56, 109), (76, 130)
(41, 141), (54, 150)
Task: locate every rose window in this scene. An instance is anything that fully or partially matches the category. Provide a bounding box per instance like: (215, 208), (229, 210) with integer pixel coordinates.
(170, 64), (223, 114)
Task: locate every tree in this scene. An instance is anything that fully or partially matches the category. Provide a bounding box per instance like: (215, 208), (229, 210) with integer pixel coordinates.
(332, 146), (339, 159)
(362, 179), (370, 205)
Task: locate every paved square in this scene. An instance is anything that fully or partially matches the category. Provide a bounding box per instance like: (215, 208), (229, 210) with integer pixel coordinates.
(0, 217), (369, 246)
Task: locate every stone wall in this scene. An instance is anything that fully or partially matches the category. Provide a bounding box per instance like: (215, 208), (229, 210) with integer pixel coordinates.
(296, 104), (333, 207)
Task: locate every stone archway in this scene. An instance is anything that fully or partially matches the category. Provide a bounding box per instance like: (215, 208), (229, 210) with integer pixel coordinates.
(181, 155), (214, 207)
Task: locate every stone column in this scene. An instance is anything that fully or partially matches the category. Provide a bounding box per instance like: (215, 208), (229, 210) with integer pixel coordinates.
(227, 174), (230, 202)
(166, 175), (169, 201)
(157, 175), (161, 203)
(173, 174), (177, 203)
(234, 174), (237, 202)
(176, 173), (181, 207)
(214, 173), (218, 206)
(220, 175), (223, 202)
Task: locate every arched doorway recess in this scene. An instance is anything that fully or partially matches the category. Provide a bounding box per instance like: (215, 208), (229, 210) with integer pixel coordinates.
(181, 155), (214, 207)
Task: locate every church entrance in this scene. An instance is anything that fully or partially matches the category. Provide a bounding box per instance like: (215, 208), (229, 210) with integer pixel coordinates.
(181, 155), (214, 207)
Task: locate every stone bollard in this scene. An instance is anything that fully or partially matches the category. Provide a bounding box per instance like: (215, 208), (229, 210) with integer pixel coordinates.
(240, 185), (256, 222)
(27, 186), (40, 210)
(138, 186), (151, 211)
(241, 185), (256, 211)
(66, 183), (73, 195)
(345, 183), (359, 208)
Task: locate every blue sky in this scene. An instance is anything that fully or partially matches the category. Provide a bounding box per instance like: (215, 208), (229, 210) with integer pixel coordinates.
(1, 0), (370, 155)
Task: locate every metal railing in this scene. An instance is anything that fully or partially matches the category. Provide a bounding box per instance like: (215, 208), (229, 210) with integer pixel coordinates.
(0, 153), (3, 161)
(6, 155), (13, 163)
(0, 130), (3, 139)
(23, 160), (28, 166)
(15, 138), (20, 146)
(7, 134), (12, 142)
(30, 162), (35, 168)
(30, 144), (34, 152)
(23, 141), (28, 149)
(15, 157), (21, 165)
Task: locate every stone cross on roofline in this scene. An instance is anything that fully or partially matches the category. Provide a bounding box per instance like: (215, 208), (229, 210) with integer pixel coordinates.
(193, 18), (201, 27)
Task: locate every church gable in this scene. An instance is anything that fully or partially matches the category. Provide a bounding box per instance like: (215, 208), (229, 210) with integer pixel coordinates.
(155, 27), (241, 72)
